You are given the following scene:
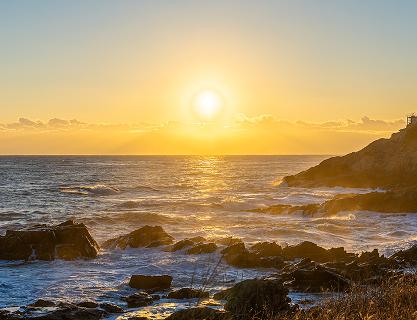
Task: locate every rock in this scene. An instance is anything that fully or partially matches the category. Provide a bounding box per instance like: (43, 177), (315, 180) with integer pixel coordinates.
(129, 274), (172, 291)
(213, 236), (243, 246)
(282, 124), (417, 189)
(102, 225), (174, 249)
(283, 241), (329, 262)
(127, 317), (150, 320)
(165, 307), (232, 320)
(121, 292), (156, 308)
(99, 302), (124, 313)
(216, 279), (290, 319)
(76, 300), (98, 308)
(28, 299), (56, 308)
(167, 288), (209, 299)
(186, 243), (217, 254)
(283, 265), (350, 292)
(221, 243), (285, 269)
(0, 220), (99, 261)
(282, 241), (354, 263)
(164, 236), (207, 252)
(390, 244), (417, 266)
(249, 241), (282, 257)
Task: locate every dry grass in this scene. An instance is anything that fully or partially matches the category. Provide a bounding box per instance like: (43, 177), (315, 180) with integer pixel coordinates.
(279, 274), (417, 320)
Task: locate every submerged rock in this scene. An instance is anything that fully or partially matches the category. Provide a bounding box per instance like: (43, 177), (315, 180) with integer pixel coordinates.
(129, 274), (173, 291)
(186, 242), (217, 254)
(215, 279), (290, 319)
(167, 288), (209, 299)
(165, 307), (232, 320)
(0, 220), (99, 261)
(102, 225), (174, 249)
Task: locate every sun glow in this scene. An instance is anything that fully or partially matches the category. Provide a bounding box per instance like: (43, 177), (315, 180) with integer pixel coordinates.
(193, 90), (223, 121)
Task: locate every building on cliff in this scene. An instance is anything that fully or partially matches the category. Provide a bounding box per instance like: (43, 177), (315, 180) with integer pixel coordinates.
(407, 114), (417, 126)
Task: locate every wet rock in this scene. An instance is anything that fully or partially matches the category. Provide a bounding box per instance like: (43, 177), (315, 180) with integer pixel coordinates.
(102, 225), (174, 249)
(121, 292), (156, 308)
(25, 302), (107, 320)
(213, 236), (243, 246)
(76, 300), (98, 308)
(129, 274), (173, 291)
(0, 220), (99, 261)
(186, 242), (217, 254)
(165, 307), (232, 320)
(164, 236), (206, 252)
(167, 288), (209, 299)
(282, 241), (354, 263)
(249, 241), (282, 257)
(216, 279), (290, 319)
(221, 243), (285, 269)
(390, 244), (417, 266)
(127, 317), (150, 320)
(283, 265), (350, 292)
(28, 299), (56, 308)
(99, 302), (124, 313)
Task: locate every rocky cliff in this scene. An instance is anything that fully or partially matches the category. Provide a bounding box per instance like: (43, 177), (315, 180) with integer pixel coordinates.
(283, 124), (417, 189)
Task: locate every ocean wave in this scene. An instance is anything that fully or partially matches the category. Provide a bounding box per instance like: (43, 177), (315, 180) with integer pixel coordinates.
(60, 184), (120, 196)
(133, 185), (160, 192)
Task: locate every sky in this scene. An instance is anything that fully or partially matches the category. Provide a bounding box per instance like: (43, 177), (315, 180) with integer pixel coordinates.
(1, 0), (416, 154)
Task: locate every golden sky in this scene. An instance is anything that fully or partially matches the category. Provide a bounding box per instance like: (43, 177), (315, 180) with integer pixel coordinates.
(0, 1), (416, 154)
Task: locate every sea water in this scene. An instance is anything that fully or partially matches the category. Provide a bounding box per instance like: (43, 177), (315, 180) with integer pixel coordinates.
(0, 156), (416, 317)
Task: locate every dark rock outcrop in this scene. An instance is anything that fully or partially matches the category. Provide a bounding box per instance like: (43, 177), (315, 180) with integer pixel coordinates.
(121, 292), (157, 308)
(221, 242), (285, 269)
(102, 225), (174, 249)
(390, 244), (417, 266)
(99, 303), (124, 313)
(167, 288), (209, 299)
(282, 241), (354, 263)
(0, 220), (99, 261)
(165, 307), (232, 320)
(129, 274), (172, 291)
(186, 242), (217, 255)
(280, 260), (350, 292)
(215, 279), (290, 319)
(164, 236), (206, 252)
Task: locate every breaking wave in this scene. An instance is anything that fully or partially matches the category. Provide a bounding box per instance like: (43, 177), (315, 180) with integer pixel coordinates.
(60, 184), (120, 196)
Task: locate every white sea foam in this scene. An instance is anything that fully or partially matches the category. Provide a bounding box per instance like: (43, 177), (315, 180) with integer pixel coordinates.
(60, 184), (120, 196)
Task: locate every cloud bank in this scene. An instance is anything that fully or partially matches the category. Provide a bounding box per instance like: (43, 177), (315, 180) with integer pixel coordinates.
(0, 115), (405, 155)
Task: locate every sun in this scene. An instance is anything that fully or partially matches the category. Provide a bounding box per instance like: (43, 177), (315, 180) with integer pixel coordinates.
(193, 90), (223, 121)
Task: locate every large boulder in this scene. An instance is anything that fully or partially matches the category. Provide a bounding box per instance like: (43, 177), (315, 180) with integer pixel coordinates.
(129, 274), (172, 291)
(0, 220), (99, 261)
(215, 279), (290, 319)
(102, 225), (174, 249)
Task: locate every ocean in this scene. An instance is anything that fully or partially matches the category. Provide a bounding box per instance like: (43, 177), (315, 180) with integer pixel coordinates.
(1, 155), (416, 317)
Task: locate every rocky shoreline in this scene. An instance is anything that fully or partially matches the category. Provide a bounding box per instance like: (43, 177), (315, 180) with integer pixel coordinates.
(1, 221), (416, 319)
